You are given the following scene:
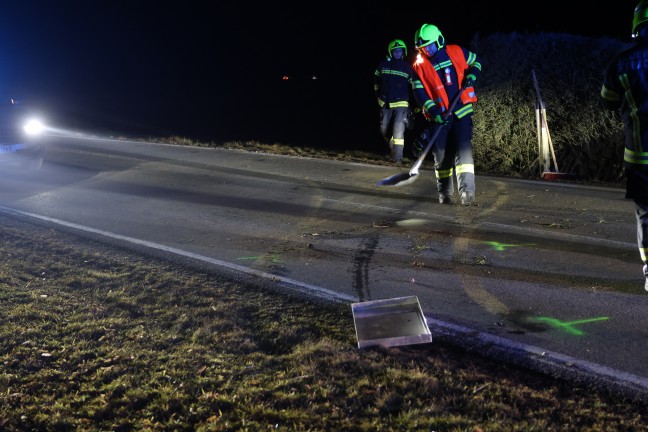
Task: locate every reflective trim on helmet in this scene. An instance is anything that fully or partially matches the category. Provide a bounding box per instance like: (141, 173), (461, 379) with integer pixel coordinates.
(414, 24), (444, 50)
(633, 0), (648, 37)
(388, 39), (408, 56)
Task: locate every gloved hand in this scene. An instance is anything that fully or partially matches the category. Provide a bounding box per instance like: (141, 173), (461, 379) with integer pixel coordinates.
(433, 114), (450, 125)
(425, 106), (443, 122)
(463, 73), (476, 88)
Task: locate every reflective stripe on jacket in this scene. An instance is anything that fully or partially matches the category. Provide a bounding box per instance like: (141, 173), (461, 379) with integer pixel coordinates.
(374, 57), (416, 108)
(601, 36), (648, 204)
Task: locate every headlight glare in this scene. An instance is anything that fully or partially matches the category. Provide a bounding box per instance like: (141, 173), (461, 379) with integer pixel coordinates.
(24, 119), (45, 136)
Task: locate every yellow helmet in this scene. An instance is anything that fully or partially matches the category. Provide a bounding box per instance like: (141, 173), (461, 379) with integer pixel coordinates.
(388, 39), (407, 57)
(633, 0), (648, 37)
(414, 24), (445, 50)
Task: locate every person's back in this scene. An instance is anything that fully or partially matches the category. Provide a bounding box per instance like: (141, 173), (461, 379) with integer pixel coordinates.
(601, 0), (648, 291)
(601, 30), (648, 169)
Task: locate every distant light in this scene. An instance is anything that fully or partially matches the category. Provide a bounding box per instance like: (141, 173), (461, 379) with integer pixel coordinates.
(24, 118), (45, 135)
(282, 75), (290, 80)
(312, 76), (317, 80)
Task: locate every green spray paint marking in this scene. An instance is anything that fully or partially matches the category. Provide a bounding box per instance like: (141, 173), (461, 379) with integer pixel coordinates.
(483, 241), (535, 251)
(236, 254), (282, 263)
(530, 316), (609, 336)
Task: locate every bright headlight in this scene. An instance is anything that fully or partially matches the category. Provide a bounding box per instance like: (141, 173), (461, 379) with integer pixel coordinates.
(24, 118), (45, 136)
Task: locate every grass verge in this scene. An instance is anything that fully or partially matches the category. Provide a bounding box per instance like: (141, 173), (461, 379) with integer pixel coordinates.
(1, 215), (647, 431)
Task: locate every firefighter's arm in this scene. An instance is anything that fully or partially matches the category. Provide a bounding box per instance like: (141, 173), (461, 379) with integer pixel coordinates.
(411, 76), (432, 119)
(600, 84), (621, 111)
(600, 62), (622, 111)
(463, 48), (482, 87)
(373, 68), (384, 107)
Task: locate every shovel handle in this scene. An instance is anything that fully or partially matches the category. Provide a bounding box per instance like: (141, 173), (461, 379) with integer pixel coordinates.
(410, 88), (466, 175)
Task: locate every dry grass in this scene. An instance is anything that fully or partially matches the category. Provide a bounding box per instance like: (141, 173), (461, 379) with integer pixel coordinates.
(1, 215), (647, 431)
(470, 32), (628, 182)
(151, 136), (399, 166)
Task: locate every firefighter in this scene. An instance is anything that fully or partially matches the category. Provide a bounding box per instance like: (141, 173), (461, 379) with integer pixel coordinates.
(601, 0), (648, 291)
(374, 39), (416, 164)
(411, 24), (481, 205)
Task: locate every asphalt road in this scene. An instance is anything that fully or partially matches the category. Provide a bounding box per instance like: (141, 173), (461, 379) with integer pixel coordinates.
(1, 135), (647, 401)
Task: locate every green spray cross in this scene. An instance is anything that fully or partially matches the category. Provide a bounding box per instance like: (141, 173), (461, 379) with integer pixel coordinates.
(530, 316), (609, 336)
(483, 241), (535, 251)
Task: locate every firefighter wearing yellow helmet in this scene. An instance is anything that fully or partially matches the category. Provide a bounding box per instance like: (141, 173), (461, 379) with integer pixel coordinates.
(411, 24), (481, 205)
(601, 0), (648, 292)
(633, 0), (648, 37)
(373, 39), (416, 163)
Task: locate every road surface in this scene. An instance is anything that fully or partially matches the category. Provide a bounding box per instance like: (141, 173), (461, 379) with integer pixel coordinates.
(1, 135), (646, 401)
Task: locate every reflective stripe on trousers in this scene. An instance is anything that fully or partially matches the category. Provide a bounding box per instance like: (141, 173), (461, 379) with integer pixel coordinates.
(427, 116), (475, 196)
(379, 107), (408, 146)
(635, 200), (648, 264)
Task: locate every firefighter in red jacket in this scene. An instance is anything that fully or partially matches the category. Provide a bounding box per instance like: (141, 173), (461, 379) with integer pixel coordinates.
(411, 24), (481, 205)
(374, 39), (416, 163)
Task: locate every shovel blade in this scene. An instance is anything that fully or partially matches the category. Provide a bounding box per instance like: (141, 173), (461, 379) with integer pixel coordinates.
(375, 171), (419, 187)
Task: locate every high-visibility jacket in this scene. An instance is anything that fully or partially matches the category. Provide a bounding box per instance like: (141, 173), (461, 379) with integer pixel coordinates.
(374, 56), (416, 109)
(601, 35), (648, 205)
(412, 44), (481, 119)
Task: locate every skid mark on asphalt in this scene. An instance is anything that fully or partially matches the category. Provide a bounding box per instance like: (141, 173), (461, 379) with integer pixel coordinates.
(292, 182), (383, 302)
(352, 235), (379, 301)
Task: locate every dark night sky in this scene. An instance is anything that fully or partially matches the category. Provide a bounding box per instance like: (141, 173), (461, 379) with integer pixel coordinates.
(0, 1), (635, 147)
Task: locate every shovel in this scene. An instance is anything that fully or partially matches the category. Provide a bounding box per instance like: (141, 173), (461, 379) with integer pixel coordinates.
(375, 88), (465, 187)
